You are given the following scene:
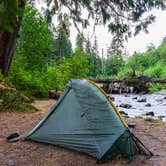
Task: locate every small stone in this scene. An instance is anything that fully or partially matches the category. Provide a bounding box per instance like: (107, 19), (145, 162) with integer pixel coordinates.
(119, 111), (128, 115)
(123, 115), (130, 118)
(137, 98), (146, 102)
(145, 117), (153, 121)
(146, 111), (154, 116)
(156, 99), (163, 103)
(124, 94), (129, 97)
(158, 116), (165, 120)
(8, 160), (14, 166)
(119, 103), (132, 109)
(128, 123), (136, 128)
(109, 96), (115, 101)
(138, 155), (147, 161)
(145, 103), (151, 107)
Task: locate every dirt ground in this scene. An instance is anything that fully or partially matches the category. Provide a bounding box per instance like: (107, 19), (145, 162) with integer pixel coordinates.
(0, 100), (166, 166)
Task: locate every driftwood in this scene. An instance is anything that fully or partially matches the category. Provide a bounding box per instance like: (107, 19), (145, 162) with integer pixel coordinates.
(89, 76), (166, 84)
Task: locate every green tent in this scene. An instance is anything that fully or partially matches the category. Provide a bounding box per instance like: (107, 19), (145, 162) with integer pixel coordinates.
(26, 79), (152, 161)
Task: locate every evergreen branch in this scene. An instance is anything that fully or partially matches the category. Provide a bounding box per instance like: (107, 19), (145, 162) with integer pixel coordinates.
(103, 0), (147, 22)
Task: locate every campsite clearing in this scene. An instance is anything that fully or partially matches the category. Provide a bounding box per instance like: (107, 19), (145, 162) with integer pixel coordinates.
(0, 99), (166, 166)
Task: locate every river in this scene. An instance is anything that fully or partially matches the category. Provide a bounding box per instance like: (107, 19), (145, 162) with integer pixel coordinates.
(111, 92), (166, 122)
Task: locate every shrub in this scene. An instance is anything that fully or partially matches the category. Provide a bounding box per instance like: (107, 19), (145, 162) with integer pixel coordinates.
(144, 61), (166, 78)
(8, 69), (49, 98)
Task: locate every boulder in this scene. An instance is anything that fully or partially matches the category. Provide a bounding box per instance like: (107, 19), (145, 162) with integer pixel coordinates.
(119, 103), (132, 109)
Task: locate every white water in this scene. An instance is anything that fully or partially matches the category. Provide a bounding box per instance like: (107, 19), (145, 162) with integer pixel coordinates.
(111, 93), (166, 121)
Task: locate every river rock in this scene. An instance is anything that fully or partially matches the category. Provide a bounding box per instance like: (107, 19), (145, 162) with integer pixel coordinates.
(137, 98), (146, 102)
(158, 116), (166, 122)
(123, 115), (129, 118)
(124, 94), (129, 97)
(145, 116), (158, 121)
(158, 116), (165, 120)
(145, 111), (154, 116)
(163, 96), (166, 99)
(145, 103), (151, 107)
(109, 96), (115, 101)
(156, 99), (163, 103)
(132, 97), (137, 100)
(162, 117), (166, 122)
(119, 111), (128, 115)
(119, 103), (132, 109)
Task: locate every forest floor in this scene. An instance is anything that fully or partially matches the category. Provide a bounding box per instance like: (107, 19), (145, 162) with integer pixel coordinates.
(0, 100), (166, 166)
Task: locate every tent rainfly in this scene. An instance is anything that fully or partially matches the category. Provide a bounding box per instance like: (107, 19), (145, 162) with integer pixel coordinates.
(26, 79), (152, 162)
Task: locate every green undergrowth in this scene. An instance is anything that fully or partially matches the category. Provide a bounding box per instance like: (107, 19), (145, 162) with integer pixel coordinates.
(0, 76), (38, 112)
(149, 83), (166, 93)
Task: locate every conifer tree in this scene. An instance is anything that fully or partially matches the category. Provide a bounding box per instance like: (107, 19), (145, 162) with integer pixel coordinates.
(92, 35), (102, 76)
(54, 26), (72, 62)
(85, 36), (92, 53)
(76, 33), (84, 51)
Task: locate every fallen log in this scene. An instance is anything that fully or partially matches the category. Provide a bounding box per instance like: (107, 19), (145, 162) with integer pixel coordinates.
(89, 78), (125, 83)
(89, 76), (166, 94)
(150, 78), (166, 83)
(89, 76), (166, 84)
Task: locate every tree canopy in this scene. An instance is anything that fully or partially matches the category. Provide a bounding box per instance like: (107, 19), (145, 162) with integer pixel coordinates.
(44, 0), (166, 37)
(1, 0), (166, 35)
(13, 3), (55, 72)
(0, 0), (166, 76)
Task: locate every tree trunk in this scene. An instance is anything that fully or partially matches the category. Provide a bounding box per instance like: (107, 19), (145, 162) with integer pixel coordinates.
(0, 0), (26, 76)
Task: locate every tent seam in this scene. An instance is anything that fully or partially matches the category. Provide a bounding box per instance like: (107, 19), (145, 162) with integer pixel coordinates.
(85, 79), (128, 128)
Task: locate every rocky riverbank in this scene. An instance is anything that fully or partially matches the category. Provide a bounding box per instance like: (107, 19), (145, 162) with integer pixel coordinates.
(112, 93), (166, 122)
